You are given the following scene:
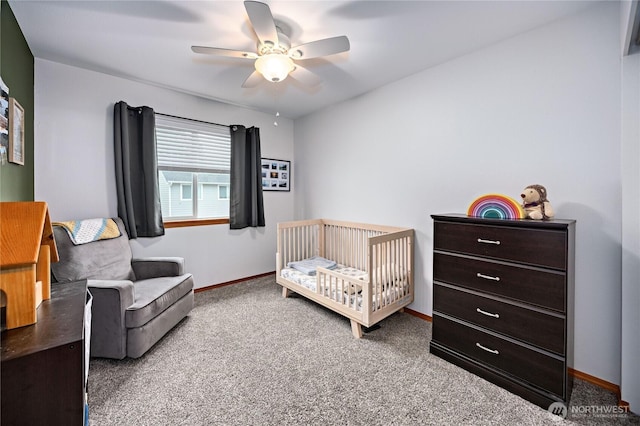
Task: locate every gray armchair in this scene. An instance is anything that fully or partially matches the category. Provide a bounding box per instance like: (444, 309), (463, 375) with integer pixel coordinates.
(51, 218), (194, 359)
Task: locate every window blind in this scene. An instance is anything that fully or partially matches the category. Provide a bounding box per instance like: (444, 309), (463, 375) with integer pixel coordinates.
(155, 114), (230, 173)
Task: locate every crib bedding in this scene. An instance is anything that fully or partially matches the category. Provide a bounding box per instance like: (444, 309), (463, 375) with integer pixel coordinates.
(281, 264), (367, 290)
(287, 256), (337, 275)
(280, 264), (408, 311)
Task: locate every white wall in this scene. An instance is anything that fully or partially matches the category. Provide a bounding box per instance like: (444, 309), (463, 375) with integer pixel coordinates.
(621, 29), (640, 413)
(34, 59), (295, 288)
(294, 3), (622, 386)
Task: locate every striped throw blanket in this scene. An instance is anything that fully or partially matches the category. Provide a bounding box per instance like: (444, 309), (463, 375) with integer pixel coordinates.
(54, 218), (121, 245)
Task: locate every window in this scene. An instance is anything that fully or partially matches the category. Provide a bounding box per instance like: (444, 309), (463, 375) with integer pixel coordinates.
(181, 184), (192, 200)
(155, 114), (231, 222)
(218, 185), (229, 200)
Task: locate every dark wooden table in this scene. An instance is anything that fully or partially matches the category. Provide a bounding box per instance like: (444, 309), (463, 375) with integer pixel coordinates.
(1, 280), (90, 425)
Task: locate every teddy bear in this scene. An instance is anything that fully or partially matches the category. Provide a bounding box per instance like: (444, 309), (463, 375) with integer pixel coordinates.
(520, 184), (554, 220)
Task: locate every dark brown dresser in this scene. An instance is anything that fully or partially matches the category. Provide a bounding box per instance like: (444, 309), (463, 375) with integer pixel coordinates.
(1, 280), (91, 425)
(430, 214), (575, 410)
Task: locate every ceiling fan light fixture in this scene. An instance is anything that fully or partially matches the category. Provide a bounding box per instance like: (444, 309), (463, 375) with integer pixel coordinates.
(191, 1), (350, 87)
(255, 53), (294, 82)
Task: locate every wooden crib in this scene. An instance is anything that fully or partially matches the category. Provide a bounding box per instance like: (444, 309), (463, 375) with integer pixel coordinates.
(276, 219), (414, 338)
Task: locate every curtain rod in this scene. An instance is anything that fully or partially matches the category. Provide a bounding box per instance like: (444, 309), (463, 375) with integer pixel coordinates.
(155, 112), (230, 128)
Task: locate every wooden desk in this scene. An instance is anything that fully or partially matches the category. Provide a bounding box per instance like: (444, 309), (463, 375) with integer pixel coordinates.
(1, 280), (91, 425)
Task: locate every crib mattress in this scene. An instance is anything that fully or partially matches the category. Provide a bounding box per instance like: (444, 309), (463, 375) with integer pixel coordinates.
(280, 265), (407, 311)
(281, 265), (365, 310)
(281, 265), (367, 292)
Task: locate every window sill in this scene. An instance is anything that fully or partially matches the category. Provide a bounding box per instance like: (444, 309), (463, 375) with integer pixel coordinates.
(164, 218), (229, 228)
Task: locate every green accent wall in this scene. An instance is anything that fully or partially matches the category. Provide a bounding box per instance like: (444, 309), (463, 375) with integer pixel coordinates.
(0, 0), (34, 201)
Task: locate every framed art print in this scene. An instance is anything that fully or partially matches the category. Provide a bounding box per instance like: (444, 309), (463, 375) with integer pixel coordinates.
(261, 158), (290, 191)
(0, 78), (9, 165)
(8, 97), (24, 165)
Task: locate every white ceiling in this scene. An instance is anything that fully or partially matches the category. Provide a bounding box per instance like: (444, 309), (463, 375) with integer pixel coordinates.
(9, 0), (597, 119)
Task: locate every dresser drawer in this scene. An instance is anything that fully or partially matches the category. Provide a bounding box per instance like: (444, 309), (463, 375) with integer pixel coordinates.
(432, 314), (565, 397)
(434, 284), (565, 354)
(433, 221), (567, 270)
(433, 253), (566, 312)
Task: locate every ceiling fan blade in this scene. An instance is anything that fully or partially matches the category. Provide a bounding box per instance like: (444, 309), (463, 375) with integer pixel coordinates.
(290, 65), (321, 86)
(191, 46), (257, 59)
(244, 1), (279, 47)
(241, 70), (264, 88)
(289, 36), (350, 60)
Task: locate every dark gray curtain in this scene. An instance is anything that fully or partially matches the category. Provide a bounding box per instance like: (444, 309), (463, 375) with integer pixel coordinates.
(229, 125), (265, 229)
(114, 101), (164, 238)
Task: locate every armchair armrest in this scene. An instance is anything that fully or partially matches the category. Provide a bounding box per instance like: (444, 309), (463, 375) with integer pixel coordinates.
(87, 279), (135, 359)
(132, 257), (185, 280)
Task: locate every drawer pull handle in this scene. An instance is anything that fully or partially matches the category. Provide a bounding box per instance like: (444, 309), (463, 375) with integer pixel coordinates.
(477, 273), (500, 282)
(476, 308), (500, 318)
(477, 238), (500, 245)
(476, 342), (499, 355)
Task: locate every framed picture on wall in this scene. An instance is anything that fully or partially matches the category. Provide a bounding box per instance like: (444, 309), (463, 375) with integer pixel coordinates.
(261, 158), (290, 191)
(8, 97), (24, 165)
(0, 77), (9, 165)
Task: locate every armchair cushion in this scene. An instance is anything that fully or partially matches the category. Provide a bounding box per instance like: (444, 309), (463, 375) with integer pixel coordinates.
(125, 274), (193, 328)
(52, 218), (135, 283)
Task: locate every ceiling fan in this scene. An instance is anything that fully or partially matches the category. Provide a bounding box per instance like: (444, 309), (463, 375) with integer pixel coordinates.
(191, 1), (350, 88)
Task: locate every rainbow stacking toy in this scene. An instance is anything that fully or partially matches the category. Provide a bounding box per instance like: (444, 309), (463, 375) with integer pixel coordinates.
(467, 194), (525, 219)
